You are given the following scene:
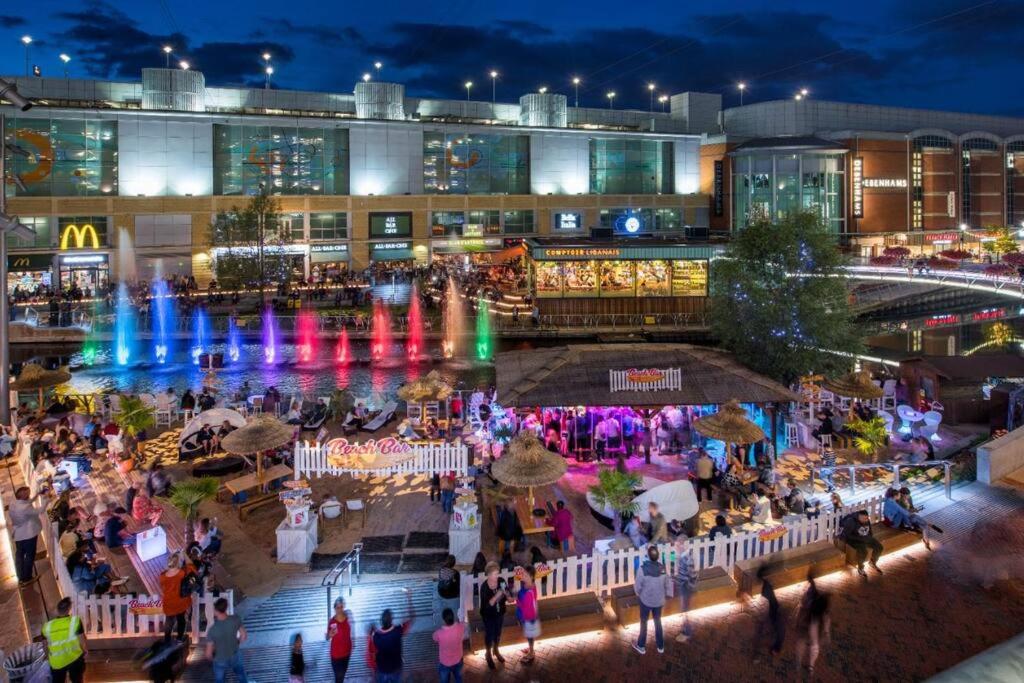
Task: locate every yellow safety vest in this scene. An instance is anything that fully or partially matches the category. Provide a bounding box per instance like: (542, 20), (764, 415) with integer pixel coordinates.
(42, 615), (83, 669)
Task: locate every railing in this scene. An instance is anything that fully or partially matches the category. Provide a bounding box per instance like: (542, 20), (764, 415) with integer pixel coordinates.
(809, 459), (953, 499)
(459, 494), (886, 617)
(293, 440), (469, 480)
(522, 312), (710, 330)
(322, 542), (363, 616)
(838, 265), (1024, 300)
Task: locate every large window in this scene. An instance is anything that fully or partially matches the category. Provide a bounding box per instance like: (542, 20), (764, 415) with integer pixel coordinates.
(4, 117), (117, 197)
(423, 132), (529, 194)
(589, 139), (673, 195)
(732, 152), (844, 233)
(6, 216), (52, 248)
(310, 212), (348, 241)
(503, 210), (535, 235)
(431, 211), (465, 237)
(601, 207), (684, 234)
(278, 212), (306, 240)
(213, 124), (349, 196)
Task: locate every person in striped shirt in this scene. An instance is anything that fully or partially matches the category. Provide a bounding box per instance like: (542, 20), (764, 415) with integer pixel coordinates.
(674, 536), (698, 643)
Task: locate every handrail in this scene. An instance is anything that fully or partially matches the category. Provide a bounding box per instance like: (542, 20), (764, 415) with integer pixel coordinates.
(322, 542), (362, 608)
(810, 458), (953, 499)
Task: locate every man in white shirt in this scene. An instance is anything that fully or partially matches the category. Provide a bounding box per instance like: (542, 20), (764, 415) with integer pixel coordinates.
(10, 486), (45, 583)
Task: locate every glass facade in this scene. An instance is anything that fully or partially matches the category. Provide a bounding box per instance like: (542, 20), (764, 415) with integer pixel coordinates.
(6, 216), (53, 249)
(589, 139), (673, 195)
(310, 212), (348, 241)
(599, 207), (682, 234)
(3, 116), (117, 197)
(423, 132), (529, 194)
(732, 152), (844, 233)
(278, 212), (305, 240)
(503, 210), (535, 234)
(432, 210), (535, 236)
(212, 124), (349, 195)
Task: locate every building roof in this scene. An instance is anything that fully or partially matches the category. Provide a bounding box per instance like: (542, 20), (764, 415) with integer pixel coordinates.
(496, 343), (799, 407)
(731, 136), (848, 152)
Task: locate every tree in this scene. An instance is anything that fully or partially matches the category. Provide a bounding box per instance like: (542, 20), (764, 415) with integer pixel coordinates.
(208, 192), (289, 287)
(847, 416), (889, 462)
(588, 469), (640, 534)
(981, 225), (1019, 261)
(710, 212), (862, 386)
(169, 478), (220, 545)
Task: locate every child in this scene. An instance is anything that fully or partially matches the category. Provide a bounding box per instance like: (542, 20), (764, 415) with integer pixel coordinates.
(516, 565), (541, 665)
(289, 633), (305, 682)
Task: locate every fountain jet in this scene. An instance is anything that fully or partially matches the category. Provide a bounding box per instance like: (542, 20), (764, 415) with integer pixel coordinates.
(113, 282), (134, 366)
(442, 277), (465, 359)
(262, 307), (278, 364)
(151, 280), (174, 364)
(296, 310), (318, 363)
(336, 325), (351, 364)
(370, 298), (392, 363)
(227, 316), (241, 363)
(406, 283), (424, 361)
(475, 294), (493, 362)
(191, 308), (210, 365)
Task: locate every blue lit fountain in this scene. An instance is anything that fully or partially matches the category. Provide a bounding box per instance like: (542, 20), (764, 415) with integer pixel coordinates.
(227, 316), (241, 363)
(191, 308), (210, 365)
(114, 282), (135, 366)
(151, 280), (175, 364)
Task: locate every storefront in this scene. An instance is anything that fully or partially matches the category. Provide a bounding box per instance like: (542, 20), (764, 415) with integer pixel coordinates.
(430, 237), (505, 267)
(369, 240), (415, 267)
(310, 243), (351, 281)
(527, 237), (721, 317)
(58, 253), (110, 293)
(210, 244), (309, 283)
(6, 254), (54, 295)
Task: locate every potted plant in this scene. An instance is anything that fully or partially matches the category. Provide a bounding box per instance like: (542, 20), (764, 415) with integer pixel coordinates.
(169, 477), (220, 546)
(847, 416), (889, 462)
(588, 469), (641, 534)
(116, 394), (156, 471)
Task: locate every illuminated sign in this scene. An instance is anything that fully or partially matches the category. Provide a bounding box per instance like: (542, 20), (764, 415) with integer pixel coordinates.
(128, 598), (163, 615)
(546, 248), (621, 258)
(370, 212), (412, 238)
(325, 437), (414, 469)
(947, 191), (956, 218)
(432, 238), (502, 249)
(624, 216), (641, 233)
(211, 244), (307, 257)
(713, 160), (724, 216)
(852, 157), (863, 218)
(58, 254), (107, 265)
(972, 308), (1005, 322)
(863, 178), (908, 189)
(614, 211), (645, 235)
(372, 241), (410, 250)
(310, 244), (349, 253)
(625, 368), (666, 384)
(925, 232), (960, 243)
(554, 212), (582, 231)
(925, 314), (959, 328)
(609, 367), (682, 392)
(59, 224), (100, 250)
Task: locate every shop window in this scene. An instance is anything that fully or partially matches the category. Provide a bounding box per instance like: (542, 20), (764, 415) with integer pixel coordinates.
(6, 216), (52, 249)
(4, 117), (117, 197)
(503, 210), (535, 235)
(431, 211), (465, 237)
(467, 210), (501, 236)
(278, 212), (306, 240)
(589, 139), (673, 195)
(654, 208), (681, 231)
(310, 212), (348, 241)
(423, 132), (529, 194)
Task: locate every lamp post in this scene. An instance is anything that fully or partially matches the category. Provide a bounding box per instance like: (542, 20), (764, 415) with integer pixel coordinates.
(737, 81), (746, 105)
(959, 223), (968, 265)
(362, 73), (371, 83)
(490, 70), (498, 105)
(21, 36), (32, 77)
(0, 77), (36, 425)
(60, 54), (71, 79)
(265, 66), (273, 89)
(606, 91), (615, 109)
(538, 86), (547, 94)
(464, 81), (473, 101)
(179, 61), (190, 71)
(572, 77), (580, 108)
(658, 94), (668, 112)
(647, 83), (655, 112)
(162, 45), (173, 68)
(374, 61), (382, 75)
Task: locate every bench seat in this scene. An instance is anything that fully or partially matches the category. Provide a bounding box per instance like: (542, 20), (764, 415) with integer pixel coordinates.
(733, 540), (845, 596)
(834, 525), (920, 565)
(468, 593), (604, 649)
(611, 566), (737, 624)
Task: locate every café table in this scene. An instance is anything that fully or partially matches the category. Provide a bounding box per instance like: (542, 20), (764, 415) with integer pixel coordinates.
(512, 496), (553, 537)
(224, 463), (293, 496)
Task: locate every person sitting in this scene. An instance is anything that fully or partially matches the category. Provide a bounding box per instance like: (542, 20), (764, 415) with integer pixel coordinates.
(811, 411), (834, 444)
(197, 389), (216, 412)
(82, 414), (102, 440)
(132, 491), (163, 526)
(179, 389), (196, 413)
(284, 405), (303, 425)
(67, 540), (120, 595)
(784, 480), (807, 514)
(397, 420), (420, 441)
(424, 418), (440, 440)
(214, 420), (236, 449)
(302, 400), (329, 430)
(625, 515), (648, 549)
(751, 493), (775, 525)
(708, 514), (732, 541)
(882, 488), (942, 550)
(103, 507), (135, 549)
(145, 464), (172, 499)
(897, 487), (921, 514)
(838, 509), (883, 578)
(852, 401), (874, 422)
(196, 424), (216, 456)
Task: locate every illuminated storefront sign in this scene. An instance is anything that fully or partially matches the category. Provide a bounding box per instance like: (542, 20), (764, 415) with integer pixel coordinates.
(325, 437), (414, 468)
(370, 212), (412, 237)
(546, 248), (621, 258)
(925, 232), (960, 243)
(925, 314), (959, 328)
(310, 244), (349, 253)
(713, 160), (724, 216)
(432, 238), (502, 250)
(373, 242), (410, 250)
(863, 178), (908, 189)
(211, 244), (307, 257)
(59, 223), (100, 250)
(972, 308), (1005, 322)
(554, 212), (582, 231)
(58, 254), (107, 265)
(852, 157), (863, 218)
(609, 367), (682, 392)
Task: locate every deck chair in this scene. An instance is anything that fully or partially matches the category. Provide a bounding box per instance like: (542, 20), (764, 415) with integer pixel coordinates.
(302, 404), (330, 431)
(362, 402), (398, 432)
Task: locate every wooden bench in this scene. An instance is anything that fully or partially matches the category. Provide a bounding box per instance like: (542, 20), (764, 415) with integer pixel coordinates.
(833, 525), (920, 566)
(238, 492), (278, 521)
(610, 566), (737, 624)
(468, 593), (604, 649)
(733, 540), (845, 596)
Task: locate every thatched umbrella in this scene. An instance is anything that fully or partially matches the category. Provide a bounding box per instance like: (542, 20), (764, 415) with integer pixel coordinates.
(692, 400), (765, 457)
(397, 370), (453, 423)
(823, 370), (884, 400)
(491, 432), (568, 508)
(221, 415), (295, 482)
(10, 364), (72, 407)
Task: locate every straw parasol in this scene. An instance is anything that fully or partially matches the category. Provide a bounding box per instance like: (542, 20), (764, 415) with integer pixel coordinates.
(221, 415), (295, 482)
(491, 432), (568, 508)
(823, 370), (884, 400)
(397, 370), (454, 423)
(10, 363), (72, 406)
(692, 399), (765, 446)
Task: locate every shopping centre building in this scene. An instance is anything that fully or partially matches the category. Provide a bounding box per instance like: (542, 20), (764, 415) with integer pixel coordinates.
(1, 69), (713, 292)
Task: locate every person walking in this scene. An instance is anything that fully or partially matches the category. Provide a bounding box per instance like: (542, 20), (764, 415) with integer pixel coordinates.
(674, 536), (698, 643)
(433, 607), (464, 683)
(647, 502), (669, 545)
(326, 597), (353, 682)
(546, 501), (575, 555)
(371, 590), (414, 683)
(205, 597), (249, 683)
(755, 565), (785, 657)
(42, 597), (87, 683)
(10, 486), (45, 584)
(694, 449), (715, 503)
(632, 545), (673, 655)
(440, 473), (456, 514)
(516, 565), (541, 665)
(159, 552), (196, 642)
(796, 570), (831, 677)
(479, 562), (509, 670)
(289, 633), (306, 683)
(436, 555), (461, 626)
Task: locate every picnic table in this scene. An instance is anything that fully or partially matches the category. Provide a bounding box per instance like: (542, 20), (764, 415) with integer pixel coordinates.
(513, 496), (554, 537)
(223, 464), (293, 496)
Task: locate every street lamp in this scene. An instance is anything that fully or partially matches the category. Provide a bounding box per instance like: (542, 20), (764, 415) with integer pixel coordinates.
(0, 77), (36, 424)
(464, 81), (473, 100)
(21, 36), (32, 77)
(162, 45), (173, 68)
(606, 91), (616, 109)
(737, 81), (746, 105)
(265, 66), (274, 89)
(60, 54), (71, 78)
(538, 86), (547, 94)
(647, 82), (655, 112)
(179, 61), (190, 71)
(794, 93), (803, 101)
(572, 76), (581, 108)
(490, 70), (498, 104)
(658, 94), (668, 112)
(959, 223), (969, 263)
(374, 61), (383, 74)
(800, 87), (809, 97)
(362, 73), (371, 82)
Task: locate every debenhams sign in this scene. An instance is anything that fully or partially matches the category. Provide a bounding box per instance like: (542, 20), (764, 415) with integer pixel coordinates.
(863, 177), (908, 189)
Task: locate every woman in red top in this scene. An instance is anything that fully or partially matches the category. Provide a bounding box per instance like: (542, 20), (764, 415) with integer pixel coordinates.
(159, 551), (195, 642)
(326, 596), (353, 682)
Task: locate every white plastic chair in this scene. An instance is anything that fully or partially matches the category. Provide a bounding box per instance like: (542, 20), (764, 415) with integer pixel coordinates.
(879, 410), (895, 434)
(785, 423), (799, 448)
(921, 410), (942, 442)
(154, 395), (173, 428)
(896, 405), (921, 435)
(108, 394), (122, 418)
(250, 395), (263, 415)
(882, 380), (897, 410)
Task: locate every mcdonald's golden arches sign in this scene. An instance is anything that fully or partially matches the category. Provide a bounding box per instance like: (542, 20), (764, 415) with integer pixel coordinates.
(59, 224), (100, 250)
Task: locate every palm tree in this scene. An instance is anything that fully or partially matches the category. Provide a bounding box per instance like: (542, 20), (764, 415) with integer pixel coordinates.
(116, 394), (156, 462)
(588, 469), (641, 534)
(169, 478), (220, 546)
(847, 416), (889, 462)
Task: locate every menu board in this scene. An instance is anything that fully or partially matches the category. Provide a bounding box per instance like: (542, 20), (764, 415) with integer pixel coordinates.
(636, 260), (671, 297)
(600, 261), (635, 297)
(672, 260), (709, 297)
(535, 262), (563, 298)
(563, 261), (598, 298)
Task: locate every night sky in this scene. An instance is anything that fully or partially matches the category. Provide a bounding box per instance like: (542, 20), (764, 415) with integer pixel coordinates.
(2, 0), (1023, 115)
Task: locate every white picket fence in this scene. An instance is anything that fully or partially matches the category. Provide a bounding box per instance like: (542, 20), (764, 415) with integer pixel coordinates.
(293, 440), (469, 479)
(460, 494), (885, 616)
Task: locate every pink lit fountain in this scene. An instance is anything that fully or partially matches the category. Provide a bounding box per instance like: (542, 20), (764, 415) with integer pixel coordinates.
(370, 297), (394, 365)
(406, 283), (428, 362)
(295, 310), (318, 363)
(336, 325), (351, 365)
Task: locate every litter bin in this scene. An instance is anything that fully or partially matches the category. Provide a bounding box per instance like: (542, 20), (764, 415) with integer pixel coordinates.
(3, 643), (46, 682)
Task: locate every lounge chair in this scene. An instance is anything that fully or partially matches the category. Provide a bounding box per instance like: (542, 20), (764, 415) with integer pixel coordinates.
(362, 401), (398, 432)
(302, 404), (330, 431)
(179, 437), (205, 461)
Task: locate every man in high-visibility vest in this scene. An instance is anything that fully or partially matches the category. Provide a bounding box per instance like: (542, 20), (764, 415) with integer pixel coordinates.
(41, 597), (87, 683)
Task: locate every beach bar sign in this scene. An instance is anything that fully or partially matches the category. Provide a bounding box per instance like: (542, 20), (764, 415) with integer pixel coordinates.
(325, 437), (414, 469)
(610, 367), (682, 392)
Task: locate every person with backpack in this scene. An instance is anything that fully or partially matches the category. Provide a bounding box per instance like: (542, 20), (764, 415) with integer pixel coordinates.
(674, 536), (698, 643)
(436, 555), (461, 626)
(370, 590), (414, 683)
(632, 545), (673, 655)
(516, 566), (541, 665)
(159, 552), (197, 642)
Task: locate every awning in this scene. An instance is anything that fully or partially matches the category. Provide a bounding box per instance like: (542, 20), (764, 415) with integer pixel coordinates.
(371, 242), (414, 261)
(311, 244), (350, 263)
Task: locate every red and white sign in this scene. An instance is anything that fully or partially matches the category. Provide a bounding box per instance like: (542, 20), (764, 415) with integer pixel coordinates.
(972, 308), (1005, 322)
(625, 368), (666, 384)
(609, 367), (682, 392)
(128, 598), (163, 616)
(326, 437), (414, 468)
(925, 314), (959, 328)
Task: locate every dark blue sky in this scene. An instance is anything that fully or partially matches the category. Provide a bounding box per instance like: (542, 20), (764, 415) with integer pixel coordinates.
(2, 0), (1023, 115)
